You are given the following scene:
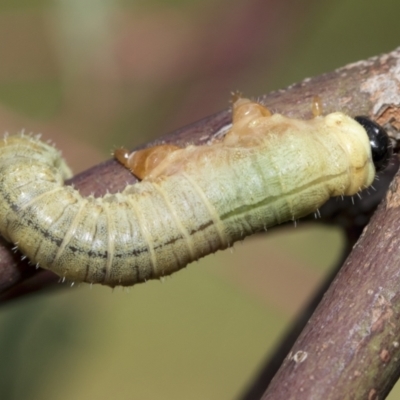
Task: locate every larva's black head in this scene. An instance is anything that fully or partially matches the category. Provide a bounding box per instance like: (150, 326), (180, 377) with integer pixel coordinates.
(354, 116), (392, 172)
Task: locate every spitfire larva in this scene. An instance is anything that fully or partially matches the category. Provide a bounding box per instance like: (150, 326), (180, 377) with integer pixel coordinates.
(0, 97), (391, 287)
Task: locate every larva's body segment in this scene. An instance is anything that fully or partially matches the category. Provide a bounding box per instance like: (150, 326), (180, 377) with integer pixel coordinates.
(0, 98), (378, 287)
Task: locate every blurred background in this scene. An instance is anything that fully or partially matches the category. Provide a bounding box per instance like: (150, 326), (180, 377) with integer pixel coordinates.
(0, 0), (399, 399)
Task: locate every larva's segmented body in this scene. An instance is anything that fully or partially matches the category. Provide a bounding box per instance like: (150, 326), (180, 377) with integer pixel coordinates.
(0, 98), (389, 287)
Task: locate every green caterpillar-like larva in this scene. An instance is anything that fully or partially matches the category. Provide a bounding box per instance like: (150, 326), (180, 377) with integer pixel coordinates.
(0, 97), (390, 287)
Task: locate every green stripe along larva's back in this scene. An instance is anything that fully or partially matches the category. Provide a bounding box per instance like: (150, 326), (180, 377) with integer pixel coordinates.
(0, 98), (382, 287)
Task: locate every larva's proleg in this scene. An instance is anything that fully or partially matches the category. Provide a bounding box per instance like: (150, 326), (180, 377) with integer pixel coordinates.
(0, 97), (392, 287)
(114, 144), (181, 180)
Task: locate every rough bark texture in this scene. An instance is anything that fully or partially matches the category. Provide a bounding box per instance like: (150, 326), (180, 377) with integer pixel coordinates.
(2, 46), (400, 398)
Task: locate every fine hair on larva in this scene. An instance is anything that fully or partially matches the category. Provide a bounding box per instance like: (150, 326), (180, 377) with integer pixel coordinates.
(0, 97), (391, 287)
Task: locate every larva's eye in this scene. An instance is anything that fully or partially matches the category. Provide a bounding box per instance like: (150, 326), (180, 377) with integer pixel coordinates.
(354, 116), (392, 172)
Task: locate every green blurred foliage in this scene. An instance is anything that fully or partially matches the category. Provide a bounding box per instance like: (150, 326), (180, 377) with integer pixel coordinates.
(0, 82), (62, 119)
(0, 0), (52, 10)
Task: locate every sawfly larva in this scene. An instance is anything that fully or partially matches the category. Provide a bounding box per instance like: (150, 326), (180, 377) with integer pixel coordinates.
(0, 97), (392, 287)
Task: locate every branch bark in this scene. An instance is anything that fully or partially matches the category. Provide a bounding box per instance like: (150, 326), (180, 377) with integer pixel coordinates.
(2, 46), (400, 398)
